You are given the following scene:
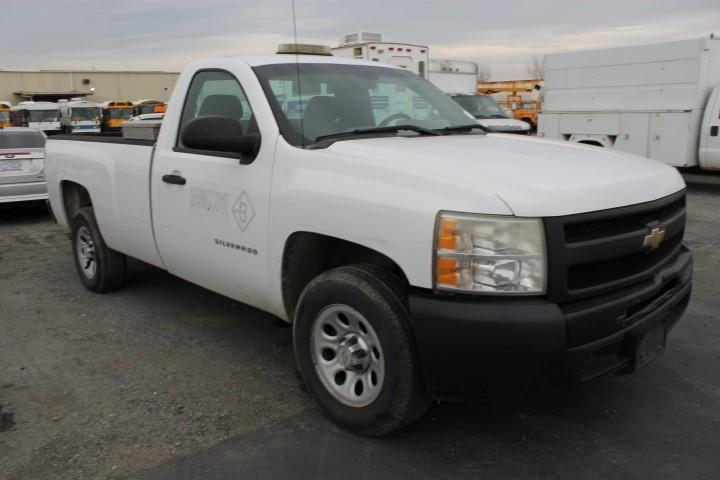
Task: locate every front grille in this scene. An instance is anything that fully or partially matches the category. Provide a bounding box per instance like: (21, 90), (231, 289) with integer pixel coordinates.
(544, 190), (687, 303)
(565, 195), (685, 243)
(567, 232), (683, 290)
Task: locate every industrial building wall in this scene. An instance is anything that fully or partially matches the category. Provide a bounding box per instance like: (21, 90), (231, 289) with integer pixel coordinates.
(0, 70), (180, 104)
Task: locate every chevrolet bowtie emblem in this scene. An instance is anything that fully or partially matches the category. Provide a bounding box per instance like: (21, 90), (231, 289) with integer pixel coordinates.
(643, 227), (666, 250)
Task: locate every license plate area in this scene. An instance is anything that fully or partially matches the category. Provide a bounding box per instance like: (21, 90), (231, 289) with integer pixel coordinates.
(634, 322), (667, 368)
(0, 160), (24, 173)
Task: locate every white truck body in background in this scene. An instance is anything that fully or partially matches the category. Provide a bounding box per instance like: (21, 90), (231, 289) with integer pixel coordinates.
(538, 34), (720, 170)
(428, 59), (478, 94)
(332, 32), (430, 78)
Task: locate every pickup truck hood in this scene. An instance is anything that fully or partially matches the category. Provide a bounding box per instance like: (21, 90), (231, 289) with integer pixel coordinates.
(324, 134), (685, 217)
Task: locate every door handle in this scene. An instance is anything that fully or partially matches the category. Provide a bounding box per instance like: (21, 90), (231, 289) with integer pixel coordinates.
(162, 173), (186, 185)
(711, 126), (719, 137)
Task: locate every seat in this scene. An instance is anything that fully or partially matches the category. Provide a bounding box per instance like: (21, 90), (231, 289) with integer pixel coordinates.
(198, 94), (244, 120)
(301, 96), (345, 141)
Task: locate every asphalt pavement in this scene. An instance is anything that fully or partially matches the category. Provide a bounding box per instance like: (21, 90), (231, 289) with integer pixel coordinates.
(1, 185), (719, 480)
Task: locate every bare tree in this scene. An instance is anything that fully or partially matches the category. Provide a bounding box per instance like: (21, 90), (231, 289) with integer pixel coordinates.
(526, 55), (545, 80)
(477, 64), (491, 82)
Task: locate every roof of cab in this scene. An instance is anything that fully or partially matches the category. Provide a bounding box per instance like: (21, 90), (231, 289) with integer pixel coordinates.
(191, 54), (400, 69)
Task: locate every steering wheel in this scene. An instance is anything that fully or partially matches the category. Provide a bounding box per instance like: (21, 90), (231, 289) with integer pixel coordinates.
(378, 112), (412, 127)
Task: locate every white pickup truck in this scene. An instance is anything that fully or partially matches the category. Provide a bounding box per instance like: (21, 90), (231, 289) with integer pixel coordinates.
(46, 48), (693, 436)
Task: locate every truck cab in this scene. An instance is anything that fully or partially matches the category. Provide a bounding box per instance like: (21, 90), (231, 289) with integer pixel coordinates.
(45, 49), (692, 436)
(450, 93), (531, 134)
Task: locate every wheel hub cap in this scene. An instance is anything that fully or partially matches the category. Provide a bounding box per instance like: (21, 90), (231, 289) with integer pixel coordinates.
(311, 304), (385, 408)
(337, 334), (370, 372)
(76, 226), (97, 279)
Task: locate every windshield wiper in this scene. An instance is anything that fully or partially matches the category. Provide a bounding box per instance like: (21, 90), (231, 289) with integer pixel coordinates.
(310, 124), (441, 147)
(437, 124), (489, 133)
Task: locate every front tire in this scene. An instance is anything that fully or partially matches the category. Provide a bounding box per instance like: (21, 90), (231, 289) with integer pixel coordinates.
(71, 207), (126, 292)
(293, 264), (431, 436)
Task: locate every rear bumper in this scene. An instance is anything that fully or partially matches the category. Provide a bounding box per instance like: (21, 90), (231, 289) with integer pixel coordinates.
(0, 181), (48, 203)
(408, 246), (692, 400)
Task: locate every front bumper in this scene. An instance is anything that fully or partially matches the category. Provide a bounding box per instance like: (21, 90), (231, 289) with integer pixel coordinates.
(408, 246), (692, 400)
(0, 181), (48, 203)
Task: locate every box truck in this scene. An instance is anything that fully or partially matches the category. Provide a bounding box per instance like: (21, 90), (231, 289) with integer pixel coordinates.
(538, 34), (720, 170)
(332, 32), (429, 78)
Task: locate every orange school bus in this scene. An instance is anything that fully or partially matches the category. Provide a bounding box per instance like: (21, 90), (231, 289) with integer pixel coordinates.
(133, 99), (166, 116)
(0, 101), (12, 127)
(98, 100), (134, 131)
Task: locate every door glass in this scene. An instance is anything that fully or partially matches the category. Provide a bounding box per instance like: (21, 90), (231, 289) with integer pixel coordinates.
(178, 70), (255, 144)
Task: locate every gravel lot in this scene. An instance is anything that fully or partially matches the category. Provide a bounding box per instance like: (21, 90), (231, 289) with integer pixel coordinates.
(1, 184), (719, 480)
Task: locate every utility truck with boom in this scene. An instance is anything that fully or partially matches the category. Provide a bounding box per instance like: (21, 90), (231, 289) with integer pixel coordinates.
(45, 45), (692, 436)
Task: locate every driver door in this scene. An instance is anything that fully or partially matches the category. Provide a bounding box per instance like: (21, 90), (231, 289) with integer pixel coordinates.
(151, 69), (274, 311)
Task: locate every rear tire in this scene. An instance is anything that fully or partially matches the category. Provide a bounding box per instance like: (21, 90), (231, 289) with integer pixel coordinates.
(71, 207), (126, 292)
(293, 264), (432, 436)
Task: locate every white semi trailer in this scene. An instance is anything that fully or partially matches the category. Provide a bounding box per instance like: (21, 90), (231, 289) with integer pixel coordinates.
(538, 34), (720, 170)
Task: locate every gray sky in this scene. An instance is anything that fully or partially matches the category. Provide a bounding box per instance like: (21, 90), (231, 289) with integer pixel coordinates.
(4, 0), (719, 79)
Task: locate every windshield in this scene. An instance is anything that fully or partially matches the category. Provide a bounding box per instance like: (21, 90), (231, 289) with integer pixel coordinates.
(0, 130), (46, 148)
(0, 111), (9, 123)
(254, 63), (478, 146)
(108, 108), (134, 119)
(451, 95), (509, 119)
(29, 110), (59, 122)
(71, 108), (99, 121)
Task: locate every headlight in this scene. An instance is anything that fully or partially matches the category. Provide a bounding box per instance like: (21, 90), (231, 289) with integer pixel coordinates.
(434, 212), (546, 294)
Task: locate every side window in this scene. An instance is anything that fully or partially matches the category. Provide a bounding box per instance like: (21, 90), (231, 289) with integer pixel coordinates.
(177, 70), (255, 147)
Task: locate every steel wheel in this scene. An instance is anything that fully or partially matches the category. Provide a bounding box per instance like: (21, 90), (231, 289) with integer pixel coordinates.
(311, 304), (385, 407)
(76, 225), (97, 279)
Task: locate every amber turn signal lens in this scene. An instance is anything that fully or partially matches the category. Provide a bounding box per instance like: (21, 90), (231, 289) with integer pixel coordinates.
(436, 257), (458, 286)
(437, 218), (457, 250)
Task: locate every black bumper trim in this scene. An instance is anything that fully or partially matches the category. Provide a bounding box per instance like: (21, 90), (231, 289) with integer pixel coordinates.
(407, 246), (692, 400)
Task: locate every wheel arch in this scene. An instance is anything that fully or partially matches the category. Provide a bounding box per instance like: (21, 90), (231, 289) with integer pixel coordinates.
(281, 231), (410, 321)
(577, 140), (605, 147)
(61, 180), (93, 223)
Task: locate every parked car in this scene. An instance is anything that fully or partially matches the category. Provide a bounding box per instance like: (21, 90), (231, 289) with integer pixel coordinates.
(45, 48), (692, 436)
(0, 127), (47, 203)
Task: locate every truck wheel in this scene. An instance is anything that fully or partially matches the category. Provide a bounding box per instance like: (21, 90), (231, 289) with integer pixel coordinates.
(293, 264), (432, 436)
(71, 207), (126, 292)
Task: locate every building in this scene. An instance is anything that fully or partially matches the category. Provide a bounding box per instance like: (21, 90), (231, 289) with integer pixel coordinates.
(0, 69), (179, 104)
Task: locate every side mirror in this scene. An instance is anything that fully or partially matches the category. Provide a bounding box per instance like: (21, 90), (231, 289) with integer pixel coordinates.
(180, 115), (260, 163)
